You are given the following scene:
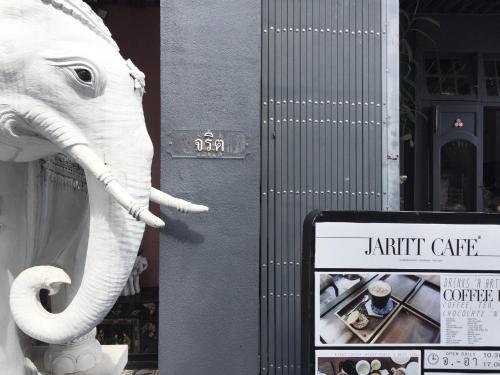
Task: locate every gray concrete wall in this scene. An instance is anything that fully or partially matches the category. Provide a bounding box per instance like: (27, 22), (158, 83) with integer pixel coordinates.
(159, 1), (261, 374)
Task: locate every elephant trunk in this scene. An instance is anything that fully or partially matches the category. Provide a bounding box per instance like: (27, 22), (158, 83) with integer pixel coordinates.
(9, 101), (154, 344)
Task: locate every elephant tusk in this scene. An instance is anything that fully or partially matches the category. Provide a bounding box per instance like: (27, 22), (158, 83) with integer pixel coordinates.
(69, 145), (165, 228)
(106, 181), (165, 228)
(0, 100), (165, 228)
(150, 187), (209, 214)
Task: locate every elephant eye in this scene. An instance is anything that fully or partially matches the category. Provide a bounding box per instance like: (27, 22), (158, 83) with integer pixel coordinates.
(46, 58), (105, 97)
(74, 68), (93, 83)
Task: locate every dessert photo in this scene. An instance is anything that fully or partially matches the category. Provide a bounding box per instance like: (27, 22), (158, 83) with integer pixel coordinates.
(318, 353), (420, 375)
(318, 274), (441, 345)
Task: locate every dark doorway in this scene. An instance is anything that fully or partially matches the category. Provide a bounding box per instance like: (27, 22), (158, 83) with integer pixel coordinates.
(399, 1), (500, 212)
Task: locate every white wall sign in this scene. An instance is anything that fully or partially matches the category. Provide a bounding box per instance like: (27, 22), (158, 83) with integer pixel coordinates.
(303, 212), (500, 375)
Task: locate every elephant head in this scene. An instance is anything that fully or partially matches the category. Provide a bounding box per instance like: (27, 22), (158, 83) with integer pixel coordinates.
(0, 0), (206, 345)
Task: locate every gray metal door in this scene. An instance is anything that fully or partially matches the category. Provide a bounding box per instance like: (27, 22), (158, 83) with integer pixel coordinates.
(260, 0), (400, 373)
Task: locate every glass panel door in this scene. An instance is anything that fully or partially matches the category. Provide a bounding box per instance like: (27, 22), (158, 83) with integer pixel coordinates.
(440, 140), (476, 211)
(432, 104), (482, 211)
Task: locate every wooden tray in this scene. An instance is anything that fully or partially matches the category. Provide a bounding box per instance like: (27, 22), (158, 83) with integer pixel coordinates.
(335, 290), (400, 343)
(407, 280), (441, 323)
(374, 306), (440, 344)
(381, 274), (421, 301)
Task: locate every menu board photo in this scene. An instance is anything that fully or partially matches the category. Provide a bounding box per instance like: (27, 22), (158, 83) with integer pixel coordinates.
(302, 211), (500, 375)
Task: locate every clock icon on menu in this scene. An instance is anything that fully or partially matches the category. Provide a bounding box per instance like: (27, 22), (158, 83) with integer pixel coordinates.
(427, 353), (440, 366)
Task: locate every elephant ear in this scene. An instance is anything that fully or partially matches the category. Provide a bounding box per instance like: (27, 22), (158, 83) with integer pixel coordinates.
(0, 105), (59, 162)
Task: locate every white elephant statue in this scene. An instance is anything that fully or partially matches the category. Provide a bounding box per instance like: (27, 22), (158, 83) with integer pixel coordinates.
(0, 0), (207, 373)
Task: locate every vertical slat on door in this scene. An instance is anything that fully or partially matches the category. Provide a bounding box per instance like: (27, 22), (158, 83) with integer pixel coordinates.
(287, 2), (293, 368)
(275, 1), (283, 372)
(355, 0), (363, 210)
(292, 1), (301, 372)
(306, 0), (312, 216)
(298, 0), (306, 370)
(332, 0), (339, 211)
(343, 0), (350, 209)
(368, 0), (375, 210)
(349, 0), (356, 209)
(260, 0), (397, 373)
(318, 0), (325, 211)
(337, 1), (344, 210)
(261, 0), (269, 372)
(268, 0), (276, 372)
(313, 0), (320, 211)
(325, 0), (332, 210)
(362, 0), (368, 209)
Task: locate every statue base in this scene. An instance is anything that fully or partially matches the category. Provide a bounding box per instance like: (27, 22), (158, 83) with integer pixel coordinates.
(31, 345), (128, 375)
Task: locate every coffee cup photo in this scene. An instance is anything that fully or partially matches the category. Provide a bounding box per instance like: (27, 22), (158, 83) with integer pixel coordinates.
(318, 273), (441, 345)
(368, 280), (392, 309)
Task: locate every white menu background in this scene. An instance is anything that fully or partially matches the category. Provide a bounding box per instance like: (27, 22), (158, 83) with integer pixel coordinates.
(316, 222), (500, 270)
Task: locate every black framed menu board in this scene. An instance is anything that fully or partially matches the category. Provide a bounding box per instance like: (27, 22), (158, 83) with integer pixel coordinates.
(302, 211), (500, 375)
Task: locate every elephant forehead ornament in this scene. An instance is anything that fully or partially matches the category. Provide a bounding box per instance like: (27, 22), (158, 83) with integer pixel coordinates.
(0, 0), (207, 346)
